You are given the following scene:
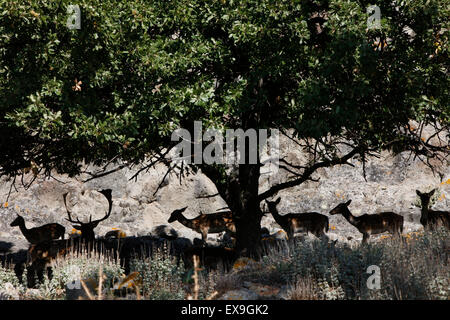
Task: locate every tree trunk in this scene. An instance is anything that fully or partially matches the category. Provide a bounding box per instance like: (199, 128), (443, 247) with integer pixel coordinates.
(230, 163), (263, 258)
(198, 115), (265, 258)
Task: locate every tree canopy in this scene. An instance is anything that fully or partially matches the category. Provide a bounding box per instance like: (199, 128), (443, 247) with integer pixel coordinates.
(0, 0), (448, 255)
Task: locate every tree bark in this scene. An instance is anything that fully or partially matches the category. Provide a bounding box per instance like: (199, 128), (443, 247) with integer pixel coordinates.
(230, 163), (263, 258)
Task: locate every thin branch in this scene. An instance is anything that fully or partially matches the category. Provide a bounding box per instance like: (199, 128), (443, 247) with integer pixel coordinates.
(152, 163), (176, 197)
(279, 158), (307, 170)
(258, 146), (363, 201)
(5, 175), (17, 203)
(83, 164), (126, 183)
(128, 147), (174, 182)
(195, 193), (221, 199)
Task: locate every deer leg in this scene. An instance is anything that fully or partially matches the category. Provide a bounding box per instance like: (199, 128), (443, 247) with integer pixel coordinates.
(201, 230), (208, 245)
(27, 264), (37, 288)
(287, 228), (294, 241)
(14, 263), (25, 284)
(46, 266), (53, 280)
(318, 230), (329, 241)
(30, 260), (46, 286)
(362, 233), (369, 244)
(316, 226), (326, 238)
(392, 228), (400, 238)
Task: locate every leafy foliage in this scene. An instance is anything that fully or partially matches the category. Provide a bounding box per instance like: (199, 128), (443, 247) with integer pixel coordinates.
(0, 0), (448, 178)
(0, 0), (448, 254)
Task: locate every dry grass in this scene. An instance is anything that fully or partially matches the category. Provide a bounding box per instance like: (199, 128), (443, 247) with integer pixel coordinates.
(1, 227), (449, 300)
(286, 276), (321, 300)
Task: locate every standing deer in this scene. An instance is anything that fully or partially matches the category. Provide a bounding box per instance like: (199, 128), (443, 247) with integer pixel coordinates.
(416, 189), (450, 230)
(329, 200), (403, 243)
(167, 207), (236, 242)
(64, 189), (113, 241)
(10, 215), (65, 244)
(265, 197), (329, 239)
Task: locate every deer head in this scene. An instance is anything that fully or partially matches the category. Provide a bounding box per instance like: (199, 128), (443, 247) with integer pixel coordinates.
(168, 207), (188, 223)
(329, 200), (352, 215)
(64, 189), (113, 241)
(10, 215), (25, 227)
(416, 189), (436, 208)
(265, 197), (281, 212)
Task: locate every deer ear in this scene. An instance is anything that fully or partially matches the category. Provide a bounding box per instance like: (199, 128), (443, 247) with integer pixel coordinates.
(416, 190), (422, 196)
(180, 206), (188, 212)
(346, 200), (352, 206)
(429, 189), (436, 196)
(275, 197), (281, 204)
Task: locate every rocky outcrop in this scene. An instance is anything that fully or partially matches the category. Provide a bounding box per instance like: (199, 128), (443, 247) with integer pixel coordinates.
(0, 133), (448, 249)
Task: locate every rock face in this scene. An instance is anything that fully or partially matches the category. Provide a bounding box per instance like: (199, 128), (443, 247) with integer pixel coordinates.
(0, 133), (449, 251)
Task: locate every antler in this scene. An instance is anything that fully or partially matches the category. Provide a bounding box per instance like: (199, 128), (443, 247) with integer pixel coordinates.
(64, 190), (112, 226)
(63, 192), (82, 225)
(92, 189), (113, 224)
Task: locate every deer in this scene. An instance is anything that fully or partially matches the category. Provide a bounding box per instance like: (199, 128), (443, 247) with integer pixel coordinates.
(329, 200), (404, 243)
(167, 207), (236, 243)
(64, 189), (113, 241)
(10, 215), (65, 244)
(416, 189), (450, 230)
(265, 197), (329, 239)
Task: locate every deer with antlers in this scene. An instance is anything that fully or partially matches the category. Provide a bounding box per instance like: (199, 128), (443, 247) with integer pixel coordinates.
(329, 200), (404, 243)
(416, 189), (450, 230)
(265, 197), (329, 239)
(168, 207), (236, 243)
(64, 189), (113, 241)
(10, 215), (65, 244)
(24, 189), (114, 287)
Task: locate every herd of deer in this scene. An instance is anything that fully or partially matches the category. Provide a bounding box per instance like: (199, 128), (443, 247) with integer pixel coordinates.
(168, 189), (449, 244)
(4, 187), (450, 286)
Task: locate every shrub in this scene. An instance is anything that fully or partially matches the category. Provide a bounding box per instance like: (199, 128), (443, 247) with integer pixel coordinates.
(256, 228), (450, 300)
(0, 265), (24, 299)
(0, 265), (21, 289)
(38, 251), (124, 299)
(129, 247), (186, 300)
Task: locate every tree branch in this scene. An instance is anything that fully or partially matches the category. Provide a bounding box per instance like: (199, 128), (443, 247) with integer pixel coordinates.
(258, 146), (362, 201)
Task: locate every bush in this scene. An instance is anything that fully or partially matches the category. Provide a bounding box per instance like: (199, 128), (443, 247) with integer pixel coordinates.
(129, 247), (186, 300)
(0, 265), (21, 289)
(0, 265), (24, 299)
(38, 251), (125, 299)
(257, 228), (450, 300)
